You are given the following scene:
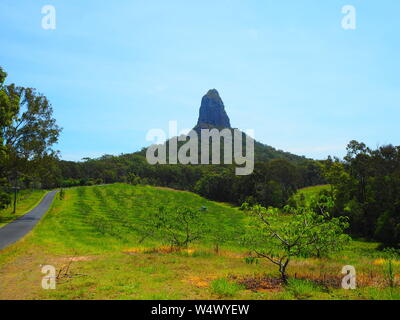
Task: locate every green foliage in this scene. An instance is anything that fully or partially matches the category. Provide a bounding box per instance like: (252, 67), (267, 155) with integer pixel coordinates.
(127, 172), (140, 185)
(56, 152), (325, 209)
(194, 169), (235, 202)
(0, 190), (11, 209)
(324, 141), (400, 247)
(0, 66), (62, 204)
(241, 195), (350, 282)
(244, 256), (259, 265)
(210, 278), (243, 297)
(146, 206), (208, 248)
(382, 248), (400, 288)
(59, 189), (65, 200)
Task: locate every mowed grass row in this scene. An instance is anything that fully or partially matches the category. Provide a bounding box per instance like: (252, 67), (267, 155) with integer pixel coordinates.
(33, 184), (246, 253)
(0, 183), (399, 300)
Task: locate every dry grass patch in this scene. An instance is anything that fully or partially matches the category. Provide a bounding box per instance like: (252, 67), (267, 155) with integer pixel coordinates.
(186, 274), (219, 288)
(232, 274), (283, 293)
(58, 256), (96, 262)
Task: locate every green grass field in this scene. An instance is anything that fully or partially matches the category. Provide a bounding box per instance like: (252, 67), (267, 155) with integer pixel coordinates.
(0, 189), (47, 228)
(0, 183), (398, 300)
(290, 185), (331, 206)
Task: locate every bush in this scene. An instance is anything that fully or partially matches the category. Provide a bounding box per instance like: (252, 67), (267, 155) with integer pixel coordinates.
(0, 191), (11, 209)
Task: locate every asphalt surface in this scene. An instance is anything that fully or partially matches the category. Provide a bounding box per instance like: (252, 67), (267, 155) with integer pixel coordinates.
(0, 190), (58, 250)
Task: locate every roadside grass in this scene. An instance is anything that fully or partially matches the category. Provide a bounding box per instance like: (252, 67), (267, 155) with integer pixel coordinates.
(0, 189), (47, 228)
(0, 183), (398, 300)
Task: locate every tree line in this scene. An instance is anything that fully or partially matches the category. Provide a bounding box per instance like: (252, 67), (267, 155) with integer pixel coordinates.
(56, 154), (325, 208)
(322, 140), (400, 247)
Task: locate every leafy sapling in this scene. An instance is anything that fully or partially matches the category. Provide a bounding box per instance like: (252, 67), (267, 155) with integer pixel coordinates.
(241, 198), (350, 283)
(146, 206), (208, 249)
(382, 248), (400, 288)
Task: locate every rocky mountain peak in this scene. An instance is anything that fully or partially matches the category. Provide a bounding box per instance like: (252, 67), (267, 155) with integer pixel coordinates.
(196, 89), (231, 129)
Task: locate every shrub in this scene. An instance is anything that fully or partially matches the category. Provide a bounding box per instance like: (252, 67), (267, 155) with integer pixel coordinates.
(0, 191), (11, 209)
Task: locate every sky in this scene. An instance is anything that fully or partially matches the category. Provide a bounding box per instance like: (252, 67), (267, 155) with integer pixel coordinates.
(1, 0), (399, 161)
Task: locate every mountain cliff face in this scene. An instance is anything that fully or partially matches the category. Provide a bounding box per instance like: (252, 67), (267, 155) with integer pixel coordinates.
(196, 89), (231, 129)
(192, 89), (306, 163)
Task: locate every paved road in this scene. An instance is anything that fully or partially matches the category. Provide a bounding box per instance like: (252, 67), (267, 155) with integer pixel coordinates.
(0, 190), (58, 250)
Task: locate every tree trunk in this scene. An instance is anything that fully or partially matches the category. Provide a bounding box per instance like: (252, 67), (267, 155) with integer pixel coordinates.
(279, 259), (290, 284)
(280, 268), (288, 284)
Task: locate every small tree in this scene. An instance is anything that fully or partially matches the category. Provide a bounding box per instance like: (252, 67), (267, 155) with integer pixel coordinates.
(59, 188), (65, 200)
(147, 206), (208, 249)
(305, 193), (351, 258)
(210, 222), (236, 254)
(241, 202), (350, 283)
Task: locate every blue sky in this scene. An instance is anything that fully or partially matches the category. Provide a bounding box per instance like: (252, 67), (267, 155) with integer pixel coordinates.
(1, 0), (399, 160)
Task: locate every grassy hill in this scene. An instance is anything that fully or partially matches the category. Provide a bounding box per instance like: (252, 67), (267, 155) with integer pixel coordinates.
(0, 184), (398, 300)
(33, 183), (246, 253)
(290, 185), (331, 206)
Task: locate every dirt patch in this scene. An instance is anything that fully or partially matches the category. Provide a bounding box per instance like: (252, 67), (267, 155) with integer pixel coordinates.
(293, 274), (342, 289)
(58, 256), (96, 262)
(216, 250), (247, 259)
(232, 275), (283, 293)
(185, 275), (219, 288)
